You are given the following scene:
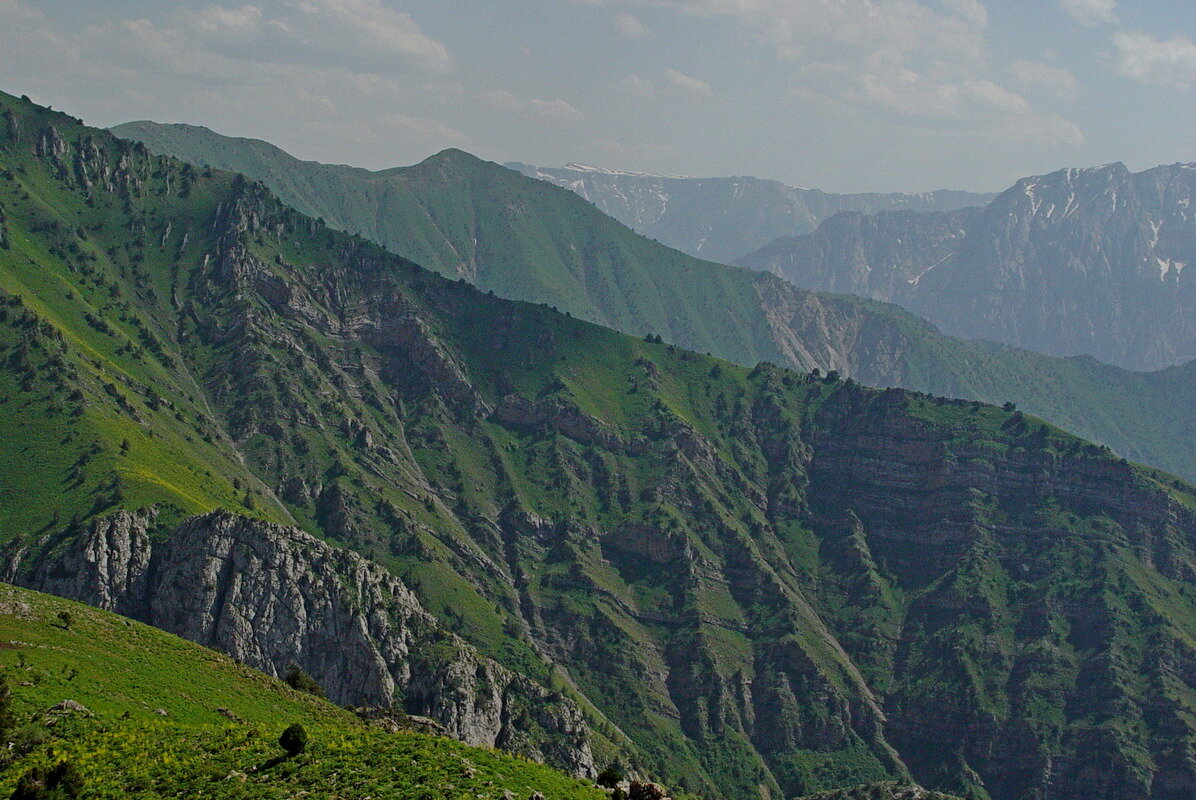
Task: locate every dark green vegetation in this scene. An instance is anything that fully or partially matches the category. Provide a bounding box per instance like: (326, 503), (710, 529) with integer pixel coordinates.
(796, 784), (963, 800)
(112, 121), (1194, 481)
(1, 93), (1193, 800)
(0, 585), (609, 800)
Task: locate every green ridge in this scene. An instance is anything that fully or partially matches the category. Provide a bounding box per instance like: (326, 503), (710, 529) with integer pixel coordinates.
(109, 120), (1194, 481)
(0, 92), (1190, 800)
(0, 584), (609, 800)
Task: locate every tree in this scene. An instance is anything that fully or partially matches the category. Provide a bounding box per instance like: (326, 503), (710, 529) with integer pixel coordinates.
(284, 666), (325, 698)
(1003, 401), (1017, 412)
(279, 722), (309, 757)
(11, 760), (84, 799)
(597, 761), (626, 788)
(56, 610), (72, 630)
(0, 674), (15, 737)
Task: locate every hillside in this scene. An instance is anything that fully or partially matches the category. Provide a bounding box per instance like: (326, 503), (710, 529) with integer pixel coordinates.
(740, 163), (1196, 370)
(110, 120), (1194, 481)
(506, 161), (991, 263)
(1, 92), (1193, 800)
(0, 584), (609, 800)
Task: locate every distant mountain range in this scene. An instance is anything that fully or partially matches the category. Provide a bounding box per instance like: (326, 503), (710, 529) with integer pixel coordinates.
(505, 161), (992, 263)
(6, 93), (1195, 800)
(739, 163), (1196, 371)
(109, 121), (1194, 481)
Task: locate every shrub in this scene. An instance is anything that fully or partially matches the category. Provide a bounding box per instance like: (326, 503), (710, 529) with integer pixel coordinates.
(56, 611), (72, 630)
(279, 722), (309, 757)
(0, 675), (14, 737)
(11, 759), (84, 799)
(597, 761), (626, 788)
(283, 666), (325, 698)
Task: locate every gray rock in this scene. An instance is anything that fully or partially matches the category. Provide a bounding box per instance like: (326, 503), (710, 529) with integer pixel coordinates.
(23, 508), (594, 776)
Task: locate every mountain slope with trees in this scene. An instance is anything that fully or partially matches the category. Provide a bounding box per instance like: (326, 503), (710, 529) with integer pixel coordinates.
(109, 120), (1196, 481)
(0, 93), (1192, 800)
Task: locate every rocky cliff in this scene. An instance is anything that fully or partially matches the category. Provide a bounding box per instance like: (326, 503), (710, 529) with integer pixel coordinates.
(3, 92), (1194, 800)
(741, 163), (1196, 370)
(16, 508), (594, 777)
(506, 162), (990, 263)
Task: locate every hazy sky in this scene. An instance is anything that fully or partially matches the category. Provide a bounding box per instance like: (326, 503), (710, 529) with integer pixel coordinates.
(1, 0), (1193, 192)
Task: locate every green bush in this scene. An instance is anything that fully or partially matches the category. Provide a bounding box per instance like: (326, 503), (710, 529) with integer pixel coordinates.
(11, 759), (83, 799)
(283, 666), (325, 698)
(597, 761), (626, 788)
(279, 723), (309, 757)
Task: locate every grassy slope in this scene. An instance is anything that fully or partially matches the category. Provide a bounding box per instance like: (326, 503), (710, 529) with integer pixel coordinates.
(0, 584), (608, 800)
(829, 294), (1196, 478)
(110, 121), (1194, 482)
(1, 94), (1191, 800)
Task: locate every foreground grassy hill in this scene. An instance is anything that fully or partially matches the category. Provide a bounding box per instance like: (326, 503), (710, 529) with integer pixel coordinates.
(110, 120), (1195, 481)
(0, 584), (609, 799)
(1, 92), (1192, 800)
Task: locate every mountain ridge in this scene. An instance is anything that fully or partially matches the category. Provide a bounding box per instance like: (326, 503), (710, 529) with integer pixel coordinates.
(109, 119), (1196, 481)
(739, 161), (1196, 370)
(505, 161), (992, 263)
(1, 92), (1192, 799)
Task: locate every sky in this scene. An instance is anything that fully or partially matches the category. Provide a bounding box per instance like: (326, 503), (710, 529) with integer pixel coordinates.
(0, 0), (1193, 193)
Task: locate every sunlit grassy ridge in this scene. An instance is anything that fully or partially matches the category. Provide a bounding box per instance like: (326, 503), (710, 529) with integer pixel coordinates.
(0, 584), (608, 800)
(2, 92), (1193, 800)
(111, 120), (1195, 481)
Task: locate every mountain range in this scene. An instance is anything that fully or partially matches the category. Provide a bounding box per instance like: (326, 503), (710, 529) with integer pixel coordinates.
(738, 163), (1196, 371)
(109, 121), (1195, 481)
(504, 162), (993, 264)
(2, 91), (1194, 800)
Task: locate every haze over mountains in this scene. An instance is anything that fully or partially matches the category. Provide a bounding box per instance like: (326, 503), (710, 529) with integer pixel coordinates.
(110, 120), (1195, 481)
(505, 161), (993, 264)
(740, 163), (1196, 371)
(4, 92), (1195, 800)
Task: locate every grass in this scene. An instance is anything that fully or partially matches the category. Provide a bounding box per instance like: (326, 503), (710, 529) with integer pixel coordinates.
(0, 584), (607, 800)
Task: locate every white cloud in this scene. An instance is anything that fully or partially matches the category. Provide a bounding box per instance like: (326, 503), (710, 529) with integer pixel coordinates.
(618, 75), (657, 99)
(1058, 0), (1117, 27)
(597, 0), (1080, 146)
(483, 91), (584, 122)
(1112, 32), (1196, 90)
(379, 113), (470, 147)
(182, 0), (454, 74)
(1010, 60), (1078, 99)
(620, 69), (713, 101)
(663, 68), (714, 98)
(614, 11), (647, 37)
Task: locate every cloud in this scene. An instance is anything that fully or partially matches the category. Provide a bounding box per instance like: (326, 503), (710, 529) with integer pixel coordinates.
(620, 69), (713, 101)
(1112, 32), (1196, 89)
(597, 0), (1080, 146)
(1058, 0), (1117, 27)
(1010, 60), (1078, 99)
(379, 113), (470, 147)
(184, 0), (455, 74)
(614, 11), (647, 37)
(618, 75), (657, 99)
(663, 68), (714, 98)
(483, 91), (584, 122)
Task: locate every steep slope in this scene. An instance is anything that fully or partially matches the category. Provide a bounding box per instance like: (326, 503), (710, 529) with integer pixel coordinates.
(0, 584), (609, 800)
(506, 162), (991, 263)
(3, 93), (1194, 800)
(110, 121), (1194, 482)
(740, 163), (1196, 370)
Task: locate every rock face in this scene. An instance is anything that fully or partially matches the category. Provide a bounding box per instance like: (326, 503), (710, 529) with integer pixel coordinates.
(506, 162), (991, 263)
(4, 93), (1194, 800)
(740, 163), (1196, 370)
(23, 509), (594, 777)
